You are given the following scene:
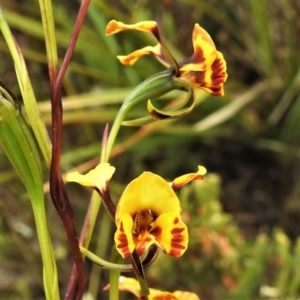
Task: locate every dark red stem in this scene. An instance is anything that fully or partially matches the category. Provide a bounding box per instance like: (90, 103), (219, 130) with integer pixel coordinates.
(49, 1), (90, 299)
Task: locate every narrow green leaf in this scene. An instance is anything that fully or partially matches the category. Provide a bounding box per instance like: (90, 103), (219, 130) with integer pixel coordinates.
(0, 93), (59, 300)
(0, 6), (52, 166)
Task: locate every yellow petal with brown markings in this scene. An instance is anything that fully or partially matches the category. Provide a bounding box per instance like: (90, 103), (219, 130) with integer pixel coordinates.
(151, 213), (188, 257)
(114, 214), (136, 258)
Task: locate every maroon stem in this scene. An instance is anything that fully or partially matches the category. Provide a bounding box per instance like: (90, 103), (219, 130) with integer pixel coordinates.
(49, 0), (90, 299)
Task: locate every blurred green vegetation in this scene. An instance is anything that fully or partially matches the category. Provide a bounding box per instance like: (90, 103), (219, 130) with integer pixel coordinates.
(1, 0), (300, 299)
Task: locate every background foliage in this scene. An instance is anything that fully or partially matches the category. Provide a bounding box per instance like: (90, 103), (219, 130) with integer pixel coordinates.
(0, 0), (300, 299)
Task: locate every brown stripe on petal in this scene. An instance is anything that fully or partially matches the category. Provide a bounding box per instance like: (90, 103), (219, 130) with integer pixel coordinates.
(168, 224), (188, 257)
(210, 52), (228, 83)
(179, 52), (207, 71)
(200, 52), (227, 96)
(171, 242), (186, 249)
(182, 54), (227, 96)
(171, 227), (185, 234)
(152, 226), (162, 236)
(116, 222), (132, 258)
(191, 47), (207, 68)
(181, 70), (205, 87)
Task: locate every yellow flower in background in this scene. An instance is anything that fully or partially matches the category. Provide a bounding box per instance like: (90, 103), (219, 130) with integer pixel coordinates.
(114, 167), (206, 258)
(104, 276), (201, 300)
(106, 20), (227, 97)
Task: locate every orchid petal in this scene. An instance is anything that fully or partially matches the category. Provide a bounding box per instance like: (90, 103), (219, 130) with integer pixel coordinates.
(181, 51), (227, 96)
(106, 20), (158, 35)
(171, 166), (207, 190)
(152, 213), (188, 257)
(115, 214), (136, 258)
(179, 24), (217, 72)
(117, 44), (169, 67)
(65, 163), (115, 192)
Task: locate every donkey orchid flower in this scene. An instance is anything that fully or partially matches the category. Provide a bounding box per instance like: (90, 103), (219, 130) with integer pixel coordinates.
(106, 20), (227, 97)
(115, 167), (206, 258)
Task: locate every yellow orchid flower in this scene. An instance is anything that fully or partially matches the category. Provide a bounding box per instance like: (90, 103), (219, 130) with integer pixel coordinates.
(104, 276), (201, 300)
(114, 167), (206, 258)
(106, 20), (227, 97)
(114, 171), (188, 258)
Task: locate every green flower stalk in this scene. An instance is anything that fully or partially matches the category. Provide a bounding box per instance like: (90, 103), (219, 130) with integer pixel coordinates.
(0, 85), (59, 300)
(101, 69), (178, 162)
